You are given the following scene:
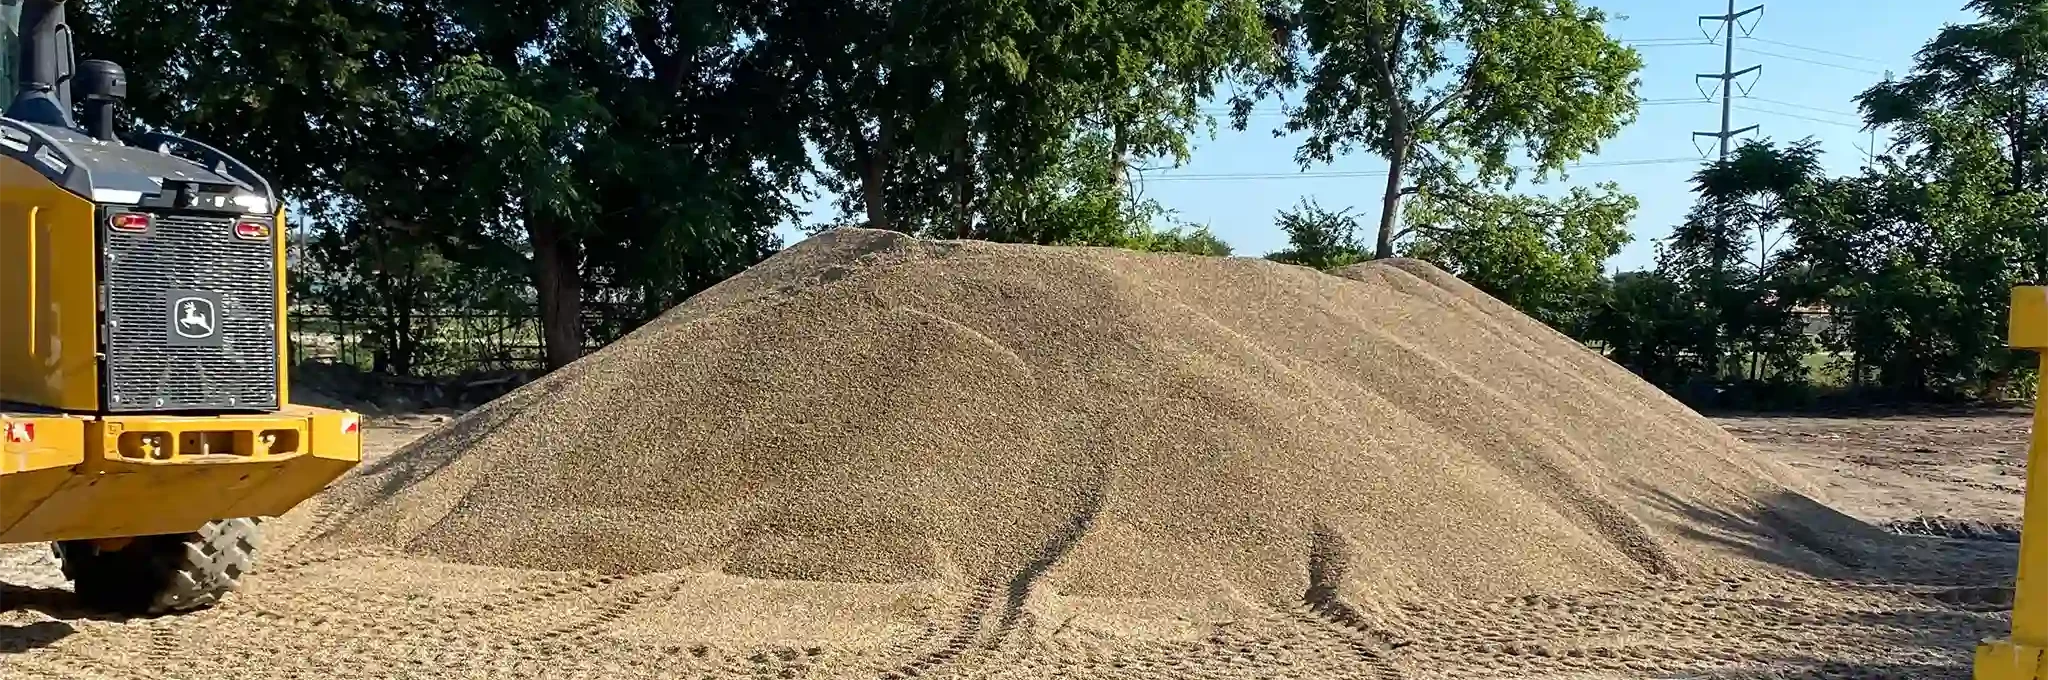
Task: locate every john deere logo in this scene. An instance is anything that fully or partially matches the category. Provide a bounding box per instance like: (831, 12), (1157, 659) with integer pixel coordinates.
(166, 289), (224, 347)
(174, 298), (215, 338)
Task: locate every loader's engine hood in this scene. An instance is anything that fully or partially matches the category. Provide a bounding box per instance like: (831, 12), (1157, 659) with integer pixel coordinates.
(0, 0), (273, 216)
(0, 118), (277, 217)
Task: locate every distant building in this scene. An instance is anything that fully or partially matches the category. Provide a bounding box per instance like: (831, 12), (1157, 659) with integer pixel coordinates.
(1790, 304), (1835, 336)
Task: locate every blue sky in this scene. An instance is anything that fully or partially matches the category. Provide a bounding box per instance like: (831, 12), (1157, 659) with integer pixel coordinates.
(1139, 0), (1980, 272)
(785, 1), (1980, 273)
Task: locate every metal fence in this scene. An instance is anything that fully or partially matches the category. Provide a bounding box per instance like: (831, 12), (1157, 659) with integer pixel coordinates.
(282, 219), (651, 377)
(287, 305), (631, 378)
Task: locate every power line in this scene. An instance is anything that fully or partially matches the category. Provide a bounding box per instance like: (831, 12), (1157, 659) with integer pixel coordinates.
(1214, 97), (1714, 115)
(1732, 102), (1862, 128)
(1144, 156), (1702, 182)
(1737, 94), (1857, 119)
(1645, 95), (1865, 127)
(1627, 39), (1718, 48)
(1621, 36), (1719, 43)
(1737, 46), (1887, 76)
(1740, 36), (1884, 65)
(1692, 0), (1762, 364)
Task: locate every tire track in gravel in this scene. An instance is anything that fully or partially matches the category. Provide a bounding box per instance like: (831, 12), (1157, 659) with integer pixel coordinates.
(17, 645), (154, 680)
(258, 545), (395, 578)
(876, 579), (1003, 679)
(443, 572), (633, 637)
(874, 472), (1109, 679)
(5, 654), (103, 680)
(1392, 574), (2000, 680)
(265, 497), (351, 559)
(1289, 525), (1406, 680)
(534, 575), (683, 642)
(868, 596), (945, 668)
(143, 619), (183, 672)
(230, 571), (626, 645)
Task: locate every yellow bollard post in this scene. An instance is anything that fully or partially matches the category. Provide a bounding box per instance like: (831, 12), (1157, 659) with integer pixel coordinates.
(1977, 285), (2048, 679)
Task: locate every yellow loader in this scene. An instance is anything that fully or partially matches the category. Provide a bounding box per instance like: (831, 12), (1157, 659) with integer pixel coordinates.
(0, 0), (360, 614)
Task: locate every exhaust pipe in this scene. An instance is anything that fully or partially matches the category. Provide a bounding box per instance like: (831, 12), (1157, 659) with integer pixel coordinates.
(6, 0), (74, 128)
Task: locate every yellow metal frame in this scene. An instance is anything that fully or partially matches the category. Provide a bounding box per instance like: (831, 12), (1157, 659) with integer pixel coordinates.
(0, 156), (102, 411)
(0, 405), (360, 544)
(275, 207), (290, 406)
(1978, 286), (2048, 678)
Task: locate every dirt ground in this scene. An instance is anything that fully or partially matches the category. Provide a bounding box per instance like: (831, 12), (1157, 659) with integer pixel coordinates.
(1715, 408), (2033, 525)
(0, 409), (2034, 679)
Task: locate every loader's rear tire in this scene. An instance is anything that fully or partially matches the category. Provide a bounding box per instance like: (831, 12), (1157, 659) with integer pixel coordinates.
(54, 517), (262, 615)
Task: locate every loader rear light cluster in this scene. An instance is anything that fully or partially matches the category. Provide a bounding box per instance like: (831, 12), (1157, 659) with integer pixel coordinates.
(107, 212), (150, 232)
(5, 422), (34, 444)
(234, 220), (271, 240)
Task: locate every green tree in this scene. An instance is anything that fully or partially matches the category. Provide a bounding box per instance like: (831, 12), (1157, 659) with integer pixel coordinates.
(1582, 270), (1713, 387)
(1267, 199), (1369, 269)
(1788, 113), (2033, 398)
(1804, 0), (2048, 398)
(1135, 224), (1235, 256)
(1657, 139), (1825, 383)
(1858, 0), (2048, 195)
(1250, 0), (1642, 258)
(975, 131), (1161, 247)
(769, 0), (1277, 240)
(73, 0), (445, 203)
(1400, 183), (1635, 331)
(420, 0), (812, 369)
(80, 0), (806, 371)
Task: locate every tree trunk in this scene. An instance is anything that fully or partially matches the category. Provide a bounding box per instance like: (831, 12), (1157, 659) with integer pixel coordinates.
(862, 156), (888, 231)
(2017, 54), (2033, 194)
(2011, 116), (2029, 195)
(1111, 118), (1130, 197)
(529, 221), (584, 371)
(1374, 139), (1410, 259)
(951, 130), (974, 239)
(394, 286), (416, 378)
(861, 122), (896, 232)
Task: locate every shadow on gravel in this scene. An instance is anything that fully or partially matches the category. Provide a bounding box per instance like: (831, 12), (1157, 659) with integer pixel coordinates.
(1634, 487), (1885, 580)
(0, 583), (148, 624)
(1572, 488), (2013, 680)
(1667, 661), (1970, 680)
(0, 584), (88, 655)
(0, 619), (74, 655)
(1632, 485), (2018, 588)
(0, 583), (74, 616)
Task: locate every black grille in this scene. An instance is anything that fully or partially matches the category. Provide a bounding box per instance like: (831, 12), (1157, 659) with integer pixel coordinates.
(102, 210), (279, 412)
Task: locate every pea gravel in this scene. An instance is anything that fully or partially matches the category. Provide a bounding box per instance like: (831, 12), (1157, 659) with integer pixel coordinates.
(311, 227), (1898, 611)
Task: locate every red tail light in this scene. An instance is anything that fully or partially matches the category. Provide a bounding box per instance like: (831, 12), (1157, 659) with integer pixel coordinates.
(108, 212), (150, 232)
(234, 220), (272, 240)
(5, 422), (33, 444)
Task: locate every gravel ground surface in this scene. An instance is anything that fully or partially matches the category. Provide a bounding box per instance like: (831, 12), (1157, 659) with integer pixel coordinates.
(3, 409), (2022, 680)
(0, 232), (2034, 679)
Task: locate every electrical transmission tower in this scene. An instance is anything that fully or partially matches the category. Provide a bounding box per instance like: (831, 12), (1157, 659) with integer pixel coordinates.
(1690, 0), (1763, 379)
(1693, 1), (1763, 161)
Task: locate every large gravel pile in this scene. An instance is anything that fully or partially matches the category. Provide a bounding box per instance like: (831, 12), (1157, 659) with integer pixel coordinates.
(312, 228), (1883, 610)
